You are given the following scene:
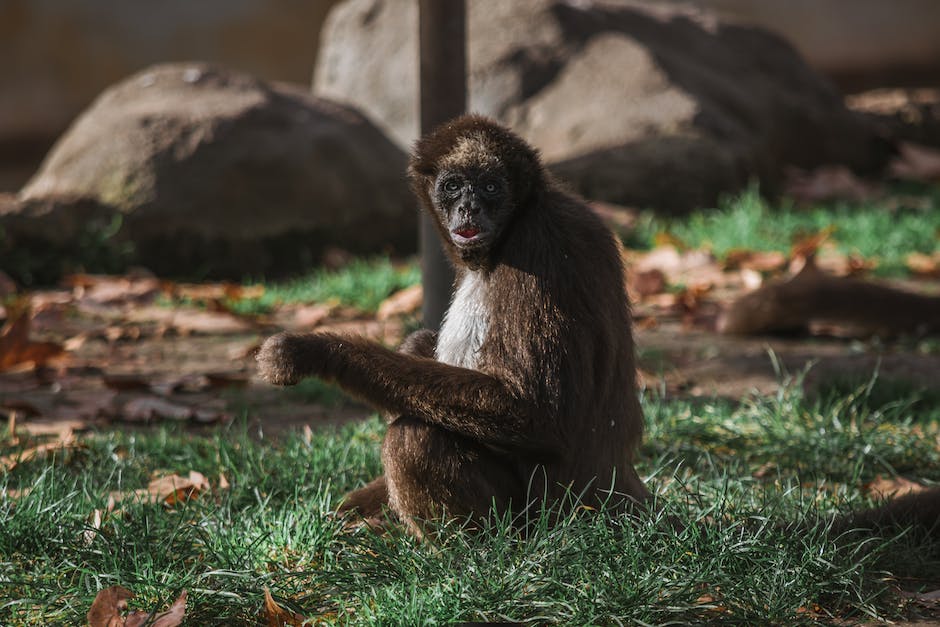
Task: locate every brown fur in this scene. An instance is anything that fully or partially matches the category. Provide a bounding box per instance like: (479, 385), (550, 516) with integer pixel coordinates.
(257, 115), (649, 534)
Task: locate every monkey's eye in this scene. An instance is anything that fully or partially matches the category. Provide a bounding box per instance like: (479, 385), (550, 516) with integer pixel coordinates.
(443, 179), (462, 193)
(483, 182), (499, 194)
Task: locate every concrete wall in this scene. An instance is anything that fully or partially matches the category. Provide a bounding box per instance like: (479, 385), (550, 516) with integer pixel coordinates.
(697, 0), (940, 91)
(0, 0), (338, 189)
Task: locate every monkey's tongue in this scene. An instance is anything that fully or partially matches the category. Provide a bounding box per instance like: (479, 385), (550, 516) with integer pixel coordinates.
(454, 227), (480, 239)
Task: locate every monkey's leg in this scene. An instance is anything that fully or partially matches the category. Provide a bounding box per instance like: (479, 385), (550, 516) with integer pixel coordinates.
(382, 415), (523, 535)
(337, 475), (388, 519)
(337, 330), (438, 522)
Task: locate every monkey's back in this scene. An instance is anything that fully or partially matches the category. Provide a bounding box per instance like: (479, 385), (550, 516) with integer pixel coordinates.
(479, 187), (649, 509)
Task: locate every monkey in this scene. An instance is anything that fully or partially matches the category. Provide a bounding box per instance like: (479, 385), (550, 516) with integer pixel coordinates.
(256, 115), (940, 542)
(256, 114), (650, 534)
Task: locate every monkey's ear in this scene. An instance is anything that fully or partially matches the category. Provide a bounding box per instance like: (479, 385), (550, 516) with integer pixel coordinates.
(408, 139), (439, 182)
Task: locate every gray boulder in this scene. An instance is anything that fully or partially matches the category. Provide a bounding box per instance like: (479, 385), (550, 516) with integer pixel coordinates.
(6, 63), (415, 281)
(314, 0), (887, 213)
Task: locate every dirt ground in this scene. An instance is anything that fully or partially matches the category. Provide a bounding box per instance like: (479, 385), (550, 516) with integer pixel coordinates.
(2, 275), (939, 441)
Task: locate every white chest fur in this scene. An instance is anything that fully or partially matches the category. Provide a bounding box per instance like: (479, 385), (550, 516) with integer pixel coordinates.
(435, 271), (490, 370)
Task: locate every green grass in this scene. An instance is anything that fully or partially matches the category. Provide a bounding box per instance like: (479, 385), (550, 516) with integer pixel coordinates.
(232, 257), (421, 315)
(625, 186), (940, 276)
(2, 384), (938, 625)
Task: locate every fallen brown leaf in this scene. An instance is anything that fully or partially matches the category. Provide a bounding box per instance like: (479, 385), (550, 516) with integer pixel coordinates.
(110, 471), (210, 507)
(117, 395), (229, 425)
(627, 269), (667, 299)
(0, 432), (77, 471)
(722, 249), (787, 273)
(172, 282), (264, 302)
(739, 268), (763, 291)
(20, 417), (89, 439)
(0, 297), (65, 372)
(123, 396), (193, 422)
(785, 165), (878, 203)
(148, 471), (210, 506)
(103, 373), (153, 391)
(289, 303), (334, 328)
(126, 306), (253, 335)
(87, 586), (187, 627)
(377, 284), (423, 321)
(264, 588), (307, 627)
(864, 475), (931, 501)
(890, 142), (940, 182)
(653, 232), (686, 250)
(66, 273), (162, 306)
(790, 226), (836, 261)
(205, 371), (251, 389)
(906, 251), (940, 278)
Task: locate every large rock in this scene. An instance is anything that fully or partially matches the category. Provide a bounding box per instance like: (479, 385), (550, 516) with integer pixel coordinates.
(5, 63), (415, 282)
(314, 0), (887, 213)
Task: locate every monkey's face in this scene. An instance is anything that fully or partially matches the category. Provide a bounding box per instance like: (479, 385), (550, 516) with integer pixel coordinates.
(432, 168), (511, 265)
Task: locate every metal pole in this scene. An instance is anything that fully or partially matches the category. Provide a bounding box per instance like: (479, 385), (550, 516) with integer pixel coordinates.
(418, 0), (465, 331)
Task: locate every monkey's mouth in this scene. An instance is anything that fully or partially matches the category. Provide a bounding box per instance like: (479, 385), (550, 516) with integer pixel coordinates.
(451, 226), (482, 244)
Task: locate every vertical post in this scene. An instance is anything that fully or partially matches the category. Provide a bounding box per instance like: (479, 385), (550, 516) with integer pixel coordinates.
(418, 0), (465, 331)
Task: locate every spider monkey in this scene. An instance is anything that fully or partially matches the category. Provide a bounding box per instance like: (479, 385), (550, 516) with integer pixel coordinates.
(257, 115), (939, 540)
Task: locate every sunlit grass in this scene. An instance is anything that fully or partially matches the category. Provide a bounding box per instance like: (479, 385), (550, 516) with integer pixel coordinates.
(215, 257), (419, 315)
(625, 185), (940, 276)
(2, 382), (938, 625)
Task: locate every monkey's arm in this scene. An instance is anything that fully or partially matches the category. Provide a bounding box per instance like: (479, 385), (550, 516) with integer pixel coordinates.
(257, 332), (548, 451)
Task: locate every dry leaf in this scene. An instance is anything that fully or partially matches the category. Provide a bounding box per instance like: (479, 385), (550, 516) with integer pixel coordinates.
(906, 251), (940, 278)
(0, 297), (65, 372)
(290, 303), (333, 328)
(889, 142), (940, 182)
(864, 475), (930, 500)
(87, 586), (134, 627)
(83, 507), (107, 546)
(264, 588), (307, 627)
(123, 397), (194, 422)
(63, 333), (88, 351)
(111, 471), (210, 507)
(20, 417), (89, 439)
(148, 471), (209, 506)
(722, 249), (787, 273)
(785, 165), (878, 203)
(628, 269), (667, 299)
(103, 373), (153, 391)
(0, 432), (77, 472)
(172, 282), (263, 302)
(739, 268), (763, 291)
(653, 232), (686, 250)
(66, 274), (162, 306)
(377, 284), (423, 321)
(205, 371), (251, 389)
(126, 306), (253, 335)
(87, 586), (187, 627)
(790, 226), (836, 261)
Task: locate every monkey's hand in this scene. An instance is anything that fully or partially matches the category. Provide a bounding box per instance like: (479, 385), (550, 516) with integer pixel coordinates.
(256, 332), (334, 386)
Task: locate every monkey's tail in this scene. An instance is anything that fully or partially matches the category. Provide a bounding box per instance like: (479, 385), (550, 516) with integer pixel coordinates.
(828, 487), (940, 540)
